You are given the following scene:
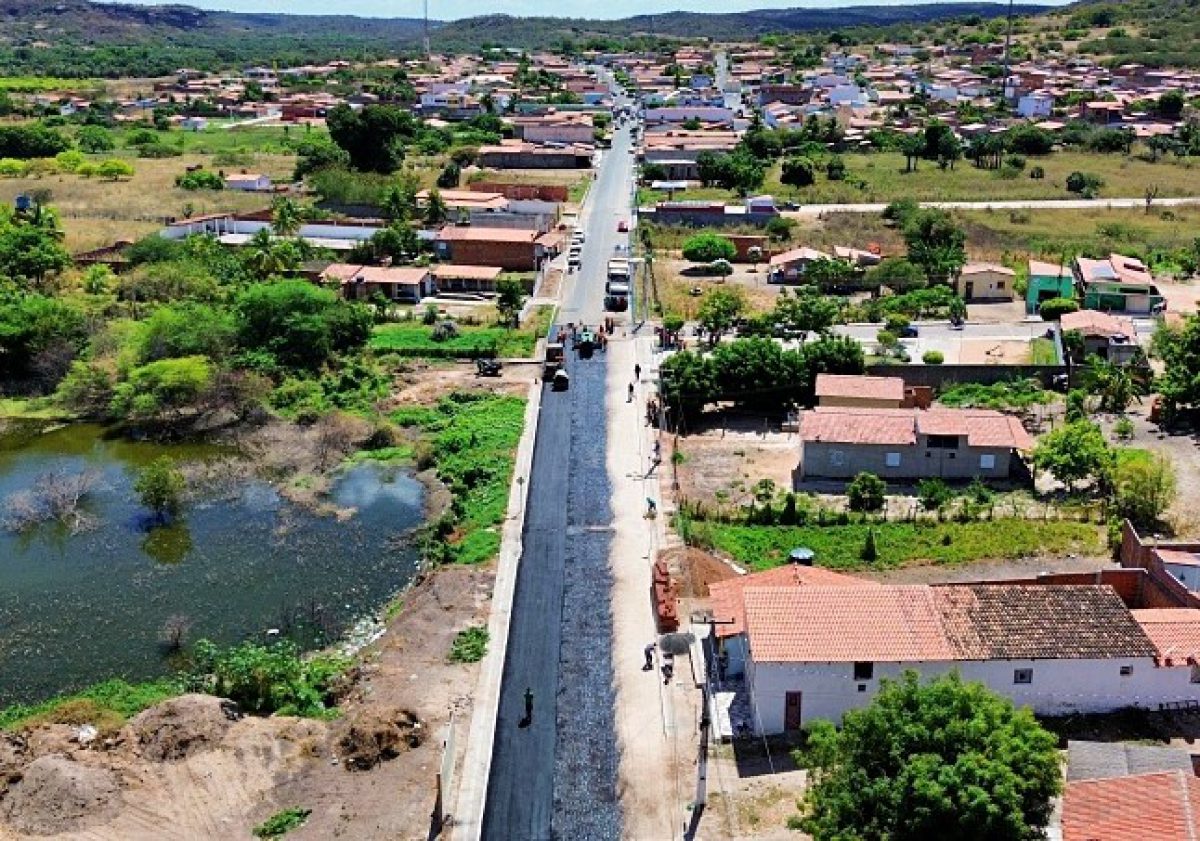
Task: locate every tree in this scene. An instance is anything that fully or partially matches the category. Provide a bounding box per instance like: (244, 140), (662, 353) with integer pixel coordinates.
(825, 156), (847, 181)
(660, 350), (718, 421)
(936, 132), (963, 170)
(846, 471), (886, 512)
(917, 477), (953, 511)
(236, 280), (371, 371)
(900, 133), (924, 172)
(1152, 316), (1200, 420)
(270, 197), (304, 237)
(109, 355), (214, 421)
(134, 456), (187, 520)
(136, 302), (238, 364)
(804, 258), (858, 291)
(380, 181), (417, 222)
(495, 277), (524, 327)
(424, 187), (449, 226)
(1066, 171), (1104, 197)
(780, 155), (816, 188)
(800, 672), (1061, 841)
(1157, 89), (1185, 119)
(1006, 124), (1055, 155)
(697, 287), (746, 345)
(903, 209), (966, 283)
(1084, 355), (1149, 413)
(96, 159), (134, 180)
(1033, 420), (1114, 492)
(710, 338), (808, 410)
(0, 294), (86, 389)
(865, 257), (926, 292)
(773, 287), (840, 339)
(682, 232), (736, 264)
(0, 219), (71, 290)
(765, 215), (796, 242)
(1113, 450), (1177, 528)
(325, 103), (419, 173)
(1146, 135), (1177, 163)
(77, 125), (115, 153)
(437, 160), (461, 189)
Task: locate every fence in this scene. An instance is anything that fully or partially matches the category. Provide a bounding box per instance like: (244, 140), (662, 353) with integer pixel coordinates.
(865, 363), (1069, 389)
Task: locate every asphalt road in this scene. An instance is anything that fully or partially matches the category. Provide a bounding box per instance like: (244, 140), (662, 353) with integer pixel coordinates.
(481, 106), (636, 841)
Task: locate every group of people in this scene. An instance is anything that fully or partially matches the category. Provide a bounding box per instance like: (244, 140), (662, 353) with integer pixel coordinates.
(643, 641), (673, 684)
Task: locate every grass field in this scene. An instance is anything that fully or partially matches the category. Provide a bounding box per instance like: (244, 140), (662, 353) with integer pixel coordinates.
(104, 123), (323, 156)
(700, 519), (1104, 571)
(370, 305), (552, 359)
(0, 77), (104, 93)
(651, 149), (1199, 205)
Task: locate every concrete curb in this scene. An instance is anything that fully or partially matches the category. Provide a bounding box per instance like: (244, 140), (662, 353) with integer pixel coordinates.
(452, 379), (544, 841)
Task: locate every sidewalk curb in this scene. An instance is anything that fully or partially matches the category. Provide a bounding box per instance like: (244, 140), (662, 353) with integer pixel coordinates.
(452, 378), (544, 841)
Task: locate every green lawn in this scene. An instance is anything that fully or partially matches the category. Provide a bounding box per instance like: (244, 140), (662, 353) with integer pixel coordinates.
(371, 321), (536, 359)
(1029, 337), (1061, 365)
(99, 124), (321, 156)
(702, 519), (1104, 571)
(651, 149), (1199, 205)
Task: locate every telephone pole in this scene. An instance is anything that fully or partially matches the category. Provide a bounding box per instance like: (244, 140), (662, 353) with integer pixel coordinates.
(423, 0), (431, 58)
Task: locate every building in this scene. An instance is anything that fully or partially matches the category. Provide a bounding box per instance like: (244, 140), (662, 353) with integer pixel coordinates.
(1017, 91), (1055, 118)
(1063, 771), (1200, 841)
(430, 264), (504, 294)
(434, 226), (550, 271)
(709, 564), (874, 679)
(742, 583), (1198, 733)
(224, 172), (273, 192)
(320, 264), (433, 302)
(814, 374), (905, 408)
(1059, 309), (1141, 364)
(797, 406), (1033, 480)
(956, 262), (1016, 302)
(1074, 253), (1165, 314)
(476, 141), (593, 169)
(767, 247), (834, 283)
(1026, 259), (1074, 315)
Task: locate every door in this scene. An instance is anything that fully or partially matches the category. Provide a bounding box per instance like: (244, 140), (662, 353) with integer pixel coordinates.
(784, 692), (803, 730)
(964, 281), (974, 300)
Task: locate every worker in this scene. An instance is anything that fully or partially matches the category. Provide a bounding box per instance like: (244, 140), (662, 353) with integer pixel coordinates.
(643, 643), (655, 671)
(627, 383), (634, 402)
(524, 686), (534, 723)
(646, 497), (657, 516)
(634, 363), (642, 381)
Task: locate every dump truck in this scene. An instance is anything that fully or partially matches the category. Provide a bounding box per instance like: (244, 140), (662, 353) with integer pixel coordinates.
(544, 326), (565, 379)
(606, 258), (632, 312)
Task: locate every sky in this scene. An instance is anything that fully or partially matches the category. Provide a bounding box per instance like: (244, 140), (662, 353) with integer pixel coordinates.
(112, 0), (1027, 23)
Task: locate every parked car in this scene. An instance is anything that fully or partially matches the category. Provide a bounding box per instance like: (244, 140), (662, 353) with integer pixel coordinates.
(617, 220), (629, 232)
(899, 325), (919, 338)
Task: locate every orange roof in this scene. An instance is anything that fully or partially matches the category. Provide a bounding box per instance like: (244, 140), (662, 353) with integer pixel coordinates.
(1063, 771), (1200, 841)
(436, 226), (539, 243)
(709, 566), (872, 639)
(1060, 309), (1137, 341)
(320, 263), (429, 285)
(800, 407), (1034, 451)
(814, 374), (904, 403)
(1133, 609), (1200, 666)
(430, 264), (503, 281)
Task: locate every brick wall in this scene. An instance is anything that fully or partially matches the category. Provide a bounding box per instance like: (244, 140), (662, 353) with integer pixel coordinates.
(470, 182), (570, 203)
(445, 239), (537, 271)
(1119, 520), (1200, 609)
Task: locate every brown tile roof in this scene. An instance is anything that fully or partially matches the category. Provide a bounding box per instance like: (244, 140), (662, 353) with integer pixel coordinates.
(709, 566), (872, 639)
(1063, 771), (1200, 841)
(436, 226), (539, 243)
(1060, 309), (1137, 340)
(430, 264), (503, 281)
(319, 264), (430, 285)
(744, 584), (1156, 663)
(814, 374), (904, 403)
(800, 408), (1034, 451)
(1133, 609), (1200, 666)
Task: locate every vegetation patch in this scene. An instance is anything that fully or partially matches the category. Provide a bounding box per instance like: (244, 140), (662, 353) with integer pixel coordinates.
(449, 625), (490, 663)
(701, 519), (1103, 570)
(0, 678), (180, 733)
(938, 378), (1055, 411)
(370, 317), (542, 359)
(252, 808), (311, 839)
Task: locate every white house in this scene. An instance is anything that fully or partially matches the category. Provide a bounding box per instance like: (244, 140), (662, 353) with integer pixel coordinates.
(828, 84), (869, 107)
(742, 583), (1200, 734)
(1018, 91), (1055, 119)
(223, 172), (273, 192)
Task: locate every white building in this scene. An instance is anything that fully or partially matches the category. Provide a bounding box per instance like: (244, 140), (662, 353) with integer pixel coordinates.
(741, 584), (1200, 734)
(1018, 91), (1055, 119)
(223, 172), (273, 192)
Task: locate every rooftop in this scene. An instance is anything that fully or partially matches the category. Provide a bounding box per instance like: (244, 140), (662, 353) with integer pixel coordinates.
(814, 374), (905, 403)
(744, 584), (1157, 663)
(709, 565), (872, 639)
(1060, 309), (1137, 341)
(1063, 771), (1200, 841)
(1133, 608), (1200, 666)
(800, 407), (1035, 450)
(1066, 740), (1194, 782)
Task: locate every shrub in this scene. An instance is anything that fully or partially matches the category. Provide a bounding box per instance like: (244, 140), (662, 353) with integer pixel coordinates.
(175, 169), (224, 190)
(1066, 170), (1104, 197)
(136, 143), (183, 159)
(682, 232), (736, 264)
(449, 625), (489, 663)
(1113, 417), (1135, 440)
(922, 350), (945, 364)
(187, 639), (348, 717)
(861, 527), (878, 562)
(1038, 296), (1079, 320)
(96, 159), (134, 180)
(1029, 165), (1045, 180)
(846, 472), (886, 513)
(253, 808), (311, 839)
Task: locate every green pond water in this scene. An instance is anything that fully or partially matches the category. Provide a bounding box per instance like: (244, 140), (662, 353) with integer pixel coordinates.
(0, 421), (425, 706)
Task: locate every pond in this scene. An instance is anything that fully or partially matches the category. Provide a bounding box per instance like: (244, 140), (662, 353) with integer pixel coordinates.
(0, 422), (425, 705)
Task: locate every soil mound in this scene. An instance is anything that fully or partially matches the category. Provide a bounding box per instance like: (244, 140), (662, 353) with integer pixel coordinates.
(0, 754), (120, 835)
(0, 734), (27, 788)
(333, 707), (424, 771)
(127, 694), (241, 762)
(664, 546), (739, 598)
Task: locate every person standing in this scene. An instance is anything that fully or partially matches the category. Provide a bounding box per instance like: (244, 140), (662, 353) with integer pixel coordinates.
(634, 363), (642, 381)
(643, 643), (655, 671)
(524, 686), (534, 723)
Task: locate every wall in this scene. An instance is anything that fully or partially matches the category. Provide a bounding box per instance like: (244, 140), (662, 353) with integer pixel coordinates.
(440, 240), (538, 271)
(1120, 521), (1200, 610)
(799, 439), (1013, 481)
(864, 363), (1068, 389)
(749, 656), (1199, 733)
(956, 270), (1015, 301)
(470, 182), (570, 203)
(817, 396), (902, 409)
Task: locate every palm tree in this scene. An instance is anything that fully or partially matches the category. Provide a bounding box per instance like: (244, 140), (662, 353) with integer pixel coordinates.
(270, 197), (303, 238)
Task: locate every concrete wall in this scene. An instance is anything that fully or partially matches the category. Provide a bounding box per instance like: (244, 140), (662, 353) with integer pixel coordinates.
(748, 655), (1200, 733)
(864, 363), (1068, 389)
(800, 439), (1014, 480)
(817, 396), (902, 409)
(956, 269), (1015, 301)
(1120, 521), (1200, 610)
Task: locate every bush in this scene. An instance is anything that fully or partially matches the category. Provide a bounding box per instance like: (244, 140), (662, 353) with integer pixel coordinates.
(175, 169), (224, 190)
(1066, 170), (1104, 197)
(1029, 165), (1045, 180)
(187, 639), (348, 717)
(1038, 296), (1079, 320)
(449, 625), (489, 663)
(682, 232), (736, 264)
(846, 471), (886, 513)
(917, 478), (953, 511)
(922, 350), (945, 364)
(253, 808), (311, 839)
(136, 143), (183, 159)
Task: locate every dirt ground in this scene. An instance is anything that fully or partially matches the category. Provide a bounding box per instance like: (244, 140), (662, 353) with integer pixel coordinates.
(0, 564), (493, 840)
(658, 259), (783, 321)
(672, 422), (799, 513)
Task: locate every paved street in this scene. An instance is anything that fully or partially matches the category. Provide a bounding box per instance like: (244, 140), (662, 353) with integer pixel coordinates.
(480, 92), (637, 840)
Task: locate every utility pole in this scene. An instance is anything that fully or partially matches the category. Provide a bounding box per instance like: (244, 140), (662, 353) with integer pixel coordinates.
(423, 0), (431, 59)
(1000, 0), (1015, 105)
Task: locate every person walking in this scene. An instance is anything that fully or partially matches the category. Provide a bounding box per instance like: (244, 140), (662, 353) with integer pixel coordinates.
(524, 686), (534, 723)
(627, 383), (634, 403)
(643, 643), (655, 671)
(634, 363), (642, 381)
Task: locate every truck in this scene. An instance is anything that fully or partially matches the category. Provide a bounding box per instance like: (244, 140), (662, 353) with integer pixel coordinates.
(606, 258), (632, 311)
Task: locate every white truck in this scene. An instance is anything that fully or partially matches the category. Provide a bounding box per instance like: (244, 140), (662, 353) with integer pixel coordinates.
(605, 258), (631, 311)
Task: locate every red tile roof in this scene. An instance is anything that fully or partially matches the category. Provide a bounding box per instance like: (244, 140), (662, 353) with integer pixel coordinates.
(1060, 309), (1137, 340)
(709, 565), (872, 639)
(800, 407), (1034, 450)
(744, 584), (1156, 663)
(320, 264), (429, 285)
(436, 225), (540, 243)
(814, 374), (904, 403)
(1063, 771), (1200, 841)
(1133, 609), (1200, 666)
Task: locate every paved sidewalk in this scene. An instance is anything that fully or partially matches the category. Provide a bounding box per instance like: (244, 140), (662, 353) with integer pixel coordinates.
(607, 334), (693, 840)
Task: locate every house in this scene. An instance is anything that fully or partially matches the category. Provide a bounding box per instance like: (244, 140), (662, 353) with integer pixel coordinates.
(814, 374), (904, 408)
(320, 264), (433, 302)
(709, 564), (874, 679)
(956, 262), (1015, 302)
(434, 226), (549, 271)
(1026, 259), (1074, 315)
(768, 247), (834, 283)
(476, 141), (593, 169)
(430, 264), (504, 294)
(798, 406), (1033, 480)
(1017, 91), (1055, 119)
(1076, 254), (1165, 314)
(742, 583), (1198, 733)
(1059, 309), (1140, 364)
(1063, 771), (1200, 841)
(224, 172), (273, 192)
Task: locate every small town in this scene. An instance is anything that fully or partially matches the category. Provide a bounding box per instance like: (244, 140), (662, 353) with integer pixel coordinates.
(2, 0), (1200, 838)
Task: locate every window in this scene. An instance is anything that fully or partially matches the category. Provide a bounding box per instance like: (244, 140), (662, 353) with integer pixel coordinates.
(1120, 665), (1133, 676)
(980, 454), (996, 470)
(1013, 668), (1033, 685)
(854, 661), (874, 680)
(830, 450), (845, 467)
(857, 684), (868, 692)
(997, 281), (1006, 291)
(885, 452), (901, 468)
